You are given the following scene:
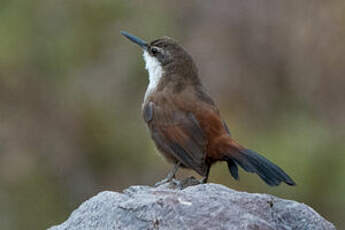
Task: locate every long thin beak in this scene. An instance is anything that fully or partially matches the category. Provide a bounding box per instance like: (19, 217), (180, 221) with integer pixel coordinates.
(121, 31), (148, 49)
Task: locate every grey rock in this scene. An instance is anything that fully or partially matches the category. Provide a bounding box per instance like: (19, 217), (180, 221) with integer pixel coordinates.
(49, 181), (335, 230)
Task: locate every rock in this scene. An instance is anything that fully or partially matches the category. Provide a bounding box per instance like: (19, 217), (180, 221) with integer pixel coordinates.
(49, 180), (335, 230)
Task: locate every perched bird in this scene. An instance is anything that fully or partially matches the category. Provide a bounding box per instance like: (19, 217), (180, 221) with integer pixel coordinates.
(121, 31), (295, 186)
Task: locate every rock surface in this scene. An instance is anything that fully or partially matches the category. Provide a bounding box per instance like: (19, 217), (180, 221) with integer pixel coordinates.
(49, 180), (335, 230)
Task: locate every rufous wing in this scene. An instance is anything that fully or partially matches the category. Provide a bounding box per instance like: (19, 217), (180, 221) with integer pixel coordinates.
(143, 101), (209, 176)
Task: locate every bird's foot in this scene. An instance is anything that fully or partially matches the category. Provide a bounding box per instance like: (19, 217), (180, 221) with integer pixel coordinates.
(175, 176), (203, 189)
(155, 176), (206, 189)
(154, 162), (181, 187)
(199, 176), (208, 184)
(154, 177), (173, 187)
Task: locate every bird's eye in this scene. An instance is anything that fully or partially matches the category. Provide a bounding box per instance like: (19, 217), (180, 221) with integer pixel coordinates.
(150, 47), (159, 56)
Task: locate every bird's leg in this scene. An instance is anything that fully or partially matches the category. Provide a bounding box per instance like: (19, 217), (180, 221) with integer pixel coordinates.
(199, 165), (210, 184)
(154, 162), (181, 187)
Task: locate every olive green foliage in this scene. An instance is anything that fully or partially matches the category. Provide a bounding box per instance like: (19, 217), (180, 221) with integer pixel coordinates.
(0, 1), (344, 229)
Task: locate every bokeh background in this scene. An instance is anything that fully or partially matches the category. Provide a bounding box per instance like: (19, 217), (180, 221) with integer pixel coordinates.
(1, 0), (345, 229)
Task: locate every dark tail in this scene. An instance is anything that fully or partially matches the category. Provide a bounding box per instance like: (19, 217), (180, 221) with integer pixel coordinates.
(225, 148), (296, 186)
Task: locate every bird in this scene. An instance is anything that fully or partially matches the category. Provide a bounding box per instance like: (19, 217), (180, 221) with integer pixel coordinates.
(121, 31), (295, 187)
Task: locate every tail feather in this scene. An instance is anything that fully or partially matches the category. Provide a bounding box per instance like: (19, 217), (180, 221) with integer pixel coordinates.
(225, 149), (296, 186)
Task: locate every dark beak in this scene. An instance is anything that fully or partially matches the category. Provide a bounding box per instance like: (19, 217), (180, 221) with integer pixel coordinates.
(121, 31), (148, 50)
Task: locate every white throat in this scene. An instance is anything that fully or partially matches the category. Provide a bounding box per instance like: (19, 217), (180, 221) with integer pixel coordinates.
(143, 51), (164, 102)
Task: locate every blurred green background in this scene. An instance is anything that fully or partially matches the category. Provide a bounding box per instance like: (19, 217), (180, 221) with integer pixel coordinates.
(1, 0), (344, 229)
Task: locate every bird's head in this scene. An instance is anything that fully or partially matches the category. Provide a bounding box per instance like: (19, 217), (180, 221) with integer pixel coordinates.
(121, 31), (198, 84)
